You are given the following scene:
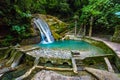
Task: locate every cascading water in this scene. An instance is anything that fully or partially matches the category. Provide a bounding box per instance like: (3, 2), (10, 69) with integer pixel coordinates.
(33, 18), (54, 44)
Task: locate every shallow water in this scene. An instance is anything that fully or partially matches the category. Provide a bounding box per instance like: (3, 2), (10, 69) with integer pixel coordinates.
(37, 40), (106, 55)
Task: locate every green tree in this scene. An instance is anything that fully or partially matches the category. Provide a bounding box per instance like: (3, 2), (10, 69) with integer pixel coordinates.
(96, 0), (120, 36)
(82, 0), (109, 37)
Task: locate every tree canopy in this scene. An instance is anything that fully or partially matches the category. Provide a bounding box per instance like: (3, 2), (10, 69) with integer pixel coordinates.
(0, 0), (120, 46)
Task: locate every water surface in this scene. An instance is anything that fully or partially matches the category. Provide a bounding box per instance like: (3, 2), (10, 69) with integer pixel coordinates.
(37, 40), (105, 55)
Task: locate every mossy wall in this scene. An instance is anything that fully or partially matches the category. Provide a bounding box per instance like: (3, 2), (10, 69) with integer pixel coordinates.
(83, 57), (107, 70)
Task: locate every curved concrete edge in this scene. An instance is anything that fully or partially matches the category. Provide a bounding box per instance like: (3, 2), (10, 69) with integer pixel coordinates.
(86, 37), (120, 58)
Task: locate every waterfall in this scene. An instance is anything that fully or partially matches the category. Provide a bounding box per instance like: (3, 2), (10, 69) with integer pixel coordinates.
(33, 18), (54, 44)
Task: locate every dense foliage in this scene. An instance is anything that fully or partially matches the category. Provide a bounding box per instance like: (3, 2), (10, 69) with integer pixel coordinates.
(0, 0), (120, 46)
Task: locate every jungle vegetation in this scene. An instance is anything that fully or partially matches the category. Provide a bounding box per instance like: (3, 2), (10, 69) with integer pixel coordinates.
(0, 0), (120, 46)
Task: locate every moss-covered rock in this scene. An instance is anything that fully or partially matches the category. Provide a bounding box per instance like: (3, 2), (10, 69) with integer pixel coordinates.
(52, 31), (61, 40)
(111, 25), (120, 43)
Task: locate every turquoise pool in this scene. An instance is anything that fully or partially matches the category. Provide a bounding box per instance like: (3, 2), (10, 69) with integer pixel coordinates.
(37, 40), (105, 55)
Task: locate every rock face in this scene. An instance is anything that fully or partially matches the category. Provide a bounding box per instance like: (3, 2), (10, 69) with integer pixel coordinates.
(112, 26), (120, 43)
(20, 36), (40, 45)
(32, 14), (69, 40)
(32, 70), (92, 80)
(20, 24), (41, 45)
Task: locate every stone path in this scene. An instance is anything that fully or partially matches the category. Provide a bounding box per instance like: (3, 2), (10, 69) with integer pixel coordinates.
(32, 70), (93, 80)
(90, 37), (120, 58)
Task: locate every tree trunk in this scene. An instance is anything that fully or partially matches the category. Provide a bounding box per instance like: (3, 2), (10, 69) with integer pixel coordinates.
(75, 20), (77, 36)
(89, 16), (94, 37)
(83, 24), (86, 37)
(77, 23), (83, 36)
(111, 26), (120, 43)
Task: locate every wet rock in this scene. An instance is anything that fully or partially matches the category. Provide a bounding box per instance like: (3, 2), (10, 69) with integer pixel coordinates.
(32, 70), (91, 80)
